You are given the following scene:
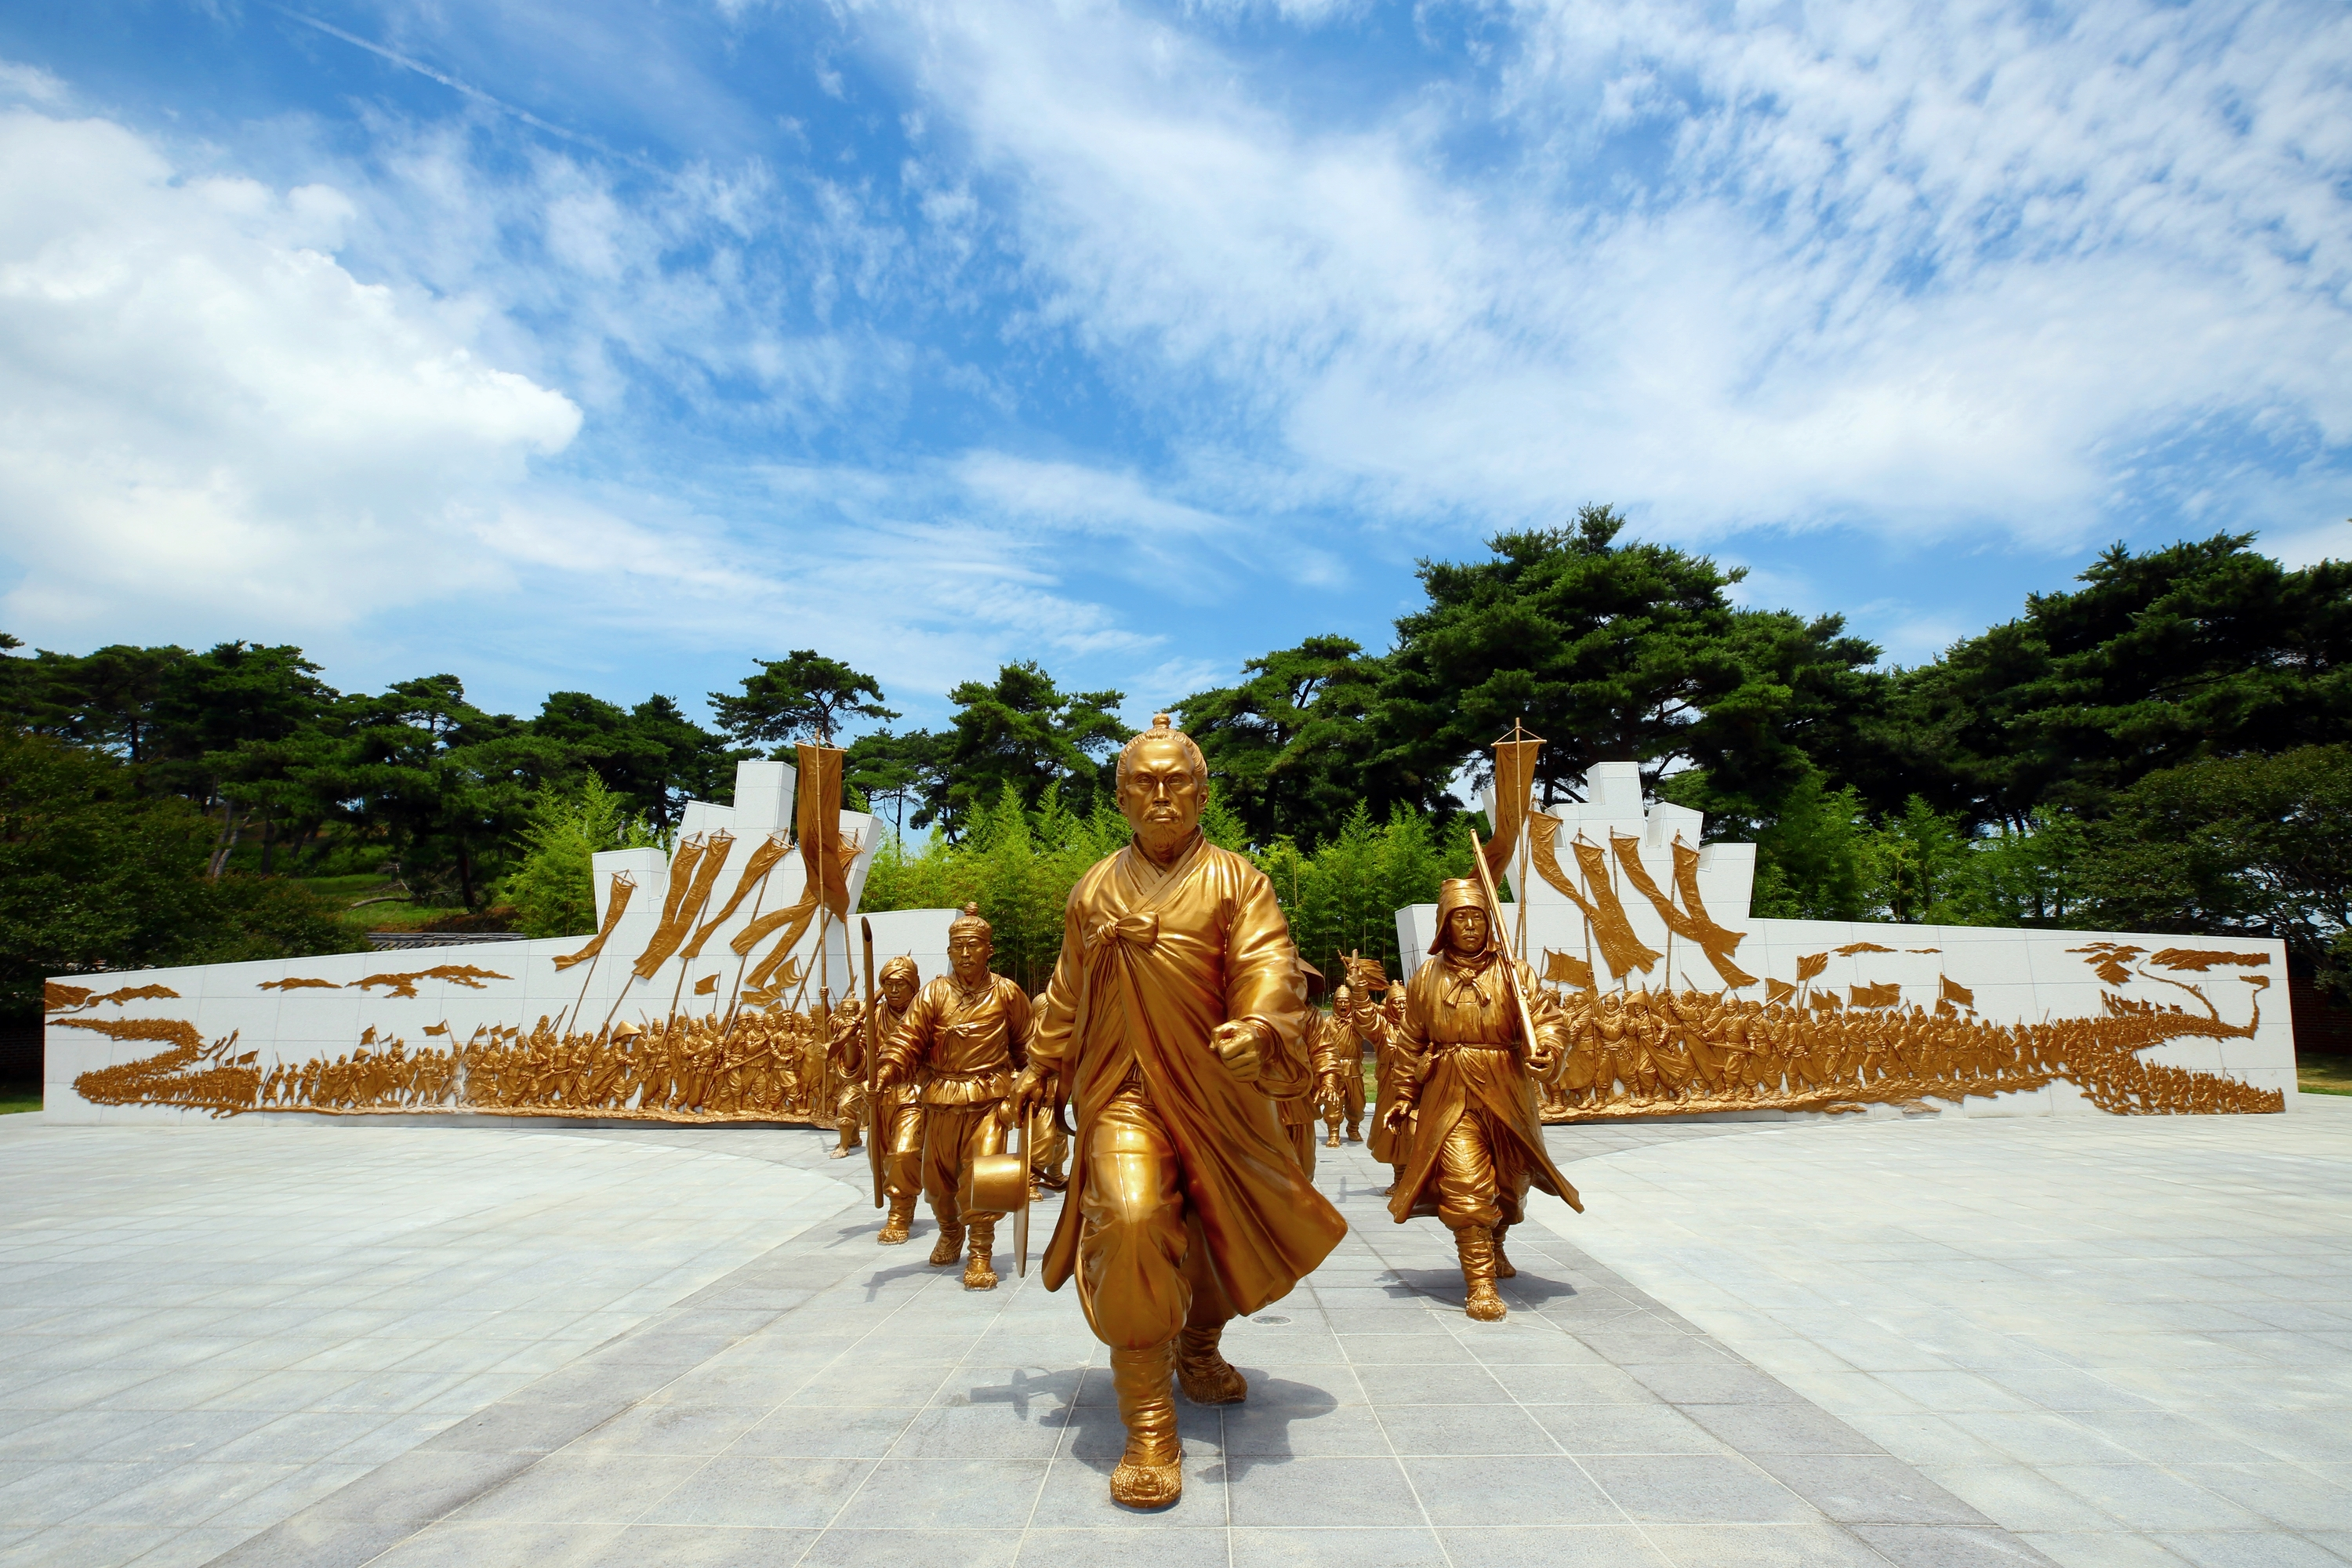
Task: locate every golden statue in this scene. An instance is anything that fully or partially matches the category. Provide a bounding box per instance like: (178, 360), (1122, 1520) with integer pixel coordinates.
(1367, 878), (1582, 1322)
(870, 956), (925, 1243)
(826, 996), (866, 1160)
(1362, 980), (1415, 1190)
(875, 906), (1031, 1290)
(1014, 715), (1347, 1509)
(1026, 992), (1071, 1197)
(1319, 985), (1368, 1148)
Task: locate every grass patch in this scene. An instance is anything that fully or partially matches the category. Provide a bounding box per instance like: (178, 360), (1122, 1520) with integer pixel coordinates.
(293, 875), (472, 932)
(2299, 1057), (2352, 1097)
(0, 1090), (43, 1116)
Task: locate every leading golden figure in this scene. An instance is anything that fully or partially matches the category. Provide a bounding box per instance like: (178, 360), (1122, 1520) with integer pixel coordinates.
(1366, 877), (1583, 1322)
(1014, 715), (1347, 1510)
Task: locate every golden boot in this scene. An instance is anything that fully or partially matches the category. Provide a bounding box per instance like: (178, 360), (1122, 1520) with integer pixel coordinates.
(1108, 1342), (1182, 1508)
(928, 1219), (965, 1267)
(1174, 1320), (1247, 1405)
(829, 1116), (861, 1159)
(877, 1195), (915, 1246)
(1457, 1225), (1507, 1322)
(1492, 1221), (1517, 1279)
(964, 1219), (999, 1290)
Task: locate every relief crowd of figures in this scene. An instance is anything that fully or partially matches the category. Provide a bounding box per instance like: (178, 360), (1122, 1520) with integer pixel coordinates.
(1326, 982), (2283, 1121)
(68, 971), (2281, 1123)
(66, 1003), (879, 1122)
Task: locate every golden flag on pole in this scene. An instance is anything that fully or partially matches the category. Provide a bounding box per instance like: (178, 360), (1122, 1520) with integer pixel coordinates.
(1543, 949), (1596, 991)
(1484, 725), (1541, 880)
(682, 833), (792, 963)
(554, 873), (637, 972)
(631, 832), (735, 981)
(797, 742), (851, 922)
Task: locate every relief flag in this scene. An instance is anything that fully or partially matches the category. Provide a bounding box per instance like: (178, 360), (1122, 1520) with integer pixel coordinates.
(796, 742), (851, 922)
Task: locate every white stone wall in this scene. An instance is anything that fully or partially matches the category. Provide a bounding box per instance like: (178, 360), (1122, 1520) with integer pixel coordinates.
(42, 758), (952, 1123)
(1395, 906), (2295, 1111)
(1394, 759), (2297, 1112)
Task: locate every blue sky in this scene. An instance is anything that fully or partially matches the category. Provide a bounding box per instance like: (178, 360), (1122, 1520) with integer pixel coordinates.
(1, 0), (2347, 735)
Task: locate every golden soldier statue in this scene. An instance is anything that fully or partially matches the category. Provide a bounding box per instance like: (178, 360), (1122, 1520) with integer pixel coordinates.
(826, 997), (866, 1159)
(870, 956), (925, 1245)
(1027, 993), (1070, 1196)
(1015, 716), (1347, 1509)
(1369, 878), (1581, 1322)
(1363, 981), (1414, 1189)
(1319, 985), (1369, 1147)
(875, 907), (1030, 1289)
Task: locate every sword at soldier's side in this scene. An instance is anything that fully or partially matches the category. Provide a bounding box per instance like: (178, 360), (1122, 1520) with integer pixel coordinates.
(1013, 1102), (1029, 1279)
(860, 918), (884, 1210)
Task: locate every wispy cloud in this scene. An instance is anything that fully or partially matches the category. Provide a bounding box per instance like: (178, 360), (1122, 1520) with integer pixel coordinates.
(2, 0), (2347, 724)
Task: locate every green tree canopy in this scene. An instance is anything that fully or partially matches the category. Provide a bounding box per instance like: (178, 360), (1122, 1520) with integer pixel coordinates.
(1377, 505), (1882, 815)
(918, 662), (1131, 835)
(710, 651), (897, 749)
(0, 731), (362, 1018)
(1174, 636), (1421, 848)
(1874, 535), (2352, 828)
(844, 726), (948, 838)
(503, 777), (666, 938)
(529, 691), (742, 831)
(2078, 745), (2352, 979)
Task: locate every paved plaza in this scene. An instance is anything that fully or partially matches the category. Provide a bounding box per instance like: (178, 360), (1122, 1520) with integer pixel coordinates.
(0, 1099), (2343, 1566)
(1552, 1099), (2352, 1567)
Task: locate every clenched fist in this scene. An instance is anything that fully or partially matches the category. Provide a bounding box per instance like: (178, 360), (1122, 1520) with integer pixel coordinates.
(1210, 1018), (1270, 1082)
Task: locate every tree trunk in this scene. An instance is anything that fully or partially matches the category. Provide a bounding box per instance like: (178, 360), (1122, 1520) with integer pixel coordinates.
(207, 799), (242, 880)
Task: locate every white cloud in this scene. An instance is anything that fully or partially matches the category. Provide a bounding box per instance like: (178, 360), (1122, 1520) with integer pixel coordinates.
(0, 107), (580, 644)
(878, 0), (2352, 547)
(0, 59), (66, 107)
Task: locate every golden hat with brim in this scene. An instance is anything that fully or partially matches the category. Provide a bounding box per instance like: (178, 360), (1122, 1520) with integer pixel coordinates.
(1428, 877), (1493, 954)
(967, 1147), (1029, 1216)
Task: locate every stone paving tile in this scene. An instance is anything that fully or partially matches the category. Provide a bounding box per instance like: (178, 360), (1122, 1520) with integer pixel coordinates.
(0, 1113), (2082, 1566)
(1549, 1098), (2352, 1566)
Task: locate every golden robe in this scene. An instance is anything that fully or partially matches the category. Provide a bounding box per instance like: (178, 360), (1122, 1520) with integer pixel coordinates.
(1030, 833), (1346, 1320)
(1366, 994), (1414, 1165)
(1385, 949), (1582, 1226)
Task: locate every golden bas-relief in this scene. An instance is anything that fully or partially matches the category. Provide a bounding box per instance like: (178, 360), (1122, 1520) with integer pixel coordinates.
(66, 1006), (872, 1123)
(1529, 941), (2283, 1122)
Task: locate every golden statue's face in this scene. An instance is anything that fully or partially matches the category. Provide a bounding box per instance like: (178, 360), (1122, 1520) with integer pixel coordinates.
(1120, 738), (1203, 852)
(880, 974), (916, 1011)
(1443, 906), (1489, 955)
(947, 928), (992, 983)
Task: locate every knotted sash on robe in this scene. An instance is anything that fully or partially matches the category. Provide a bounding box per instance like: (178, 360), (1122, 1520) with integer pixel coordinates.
(1030, 834), (1347, 1312)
